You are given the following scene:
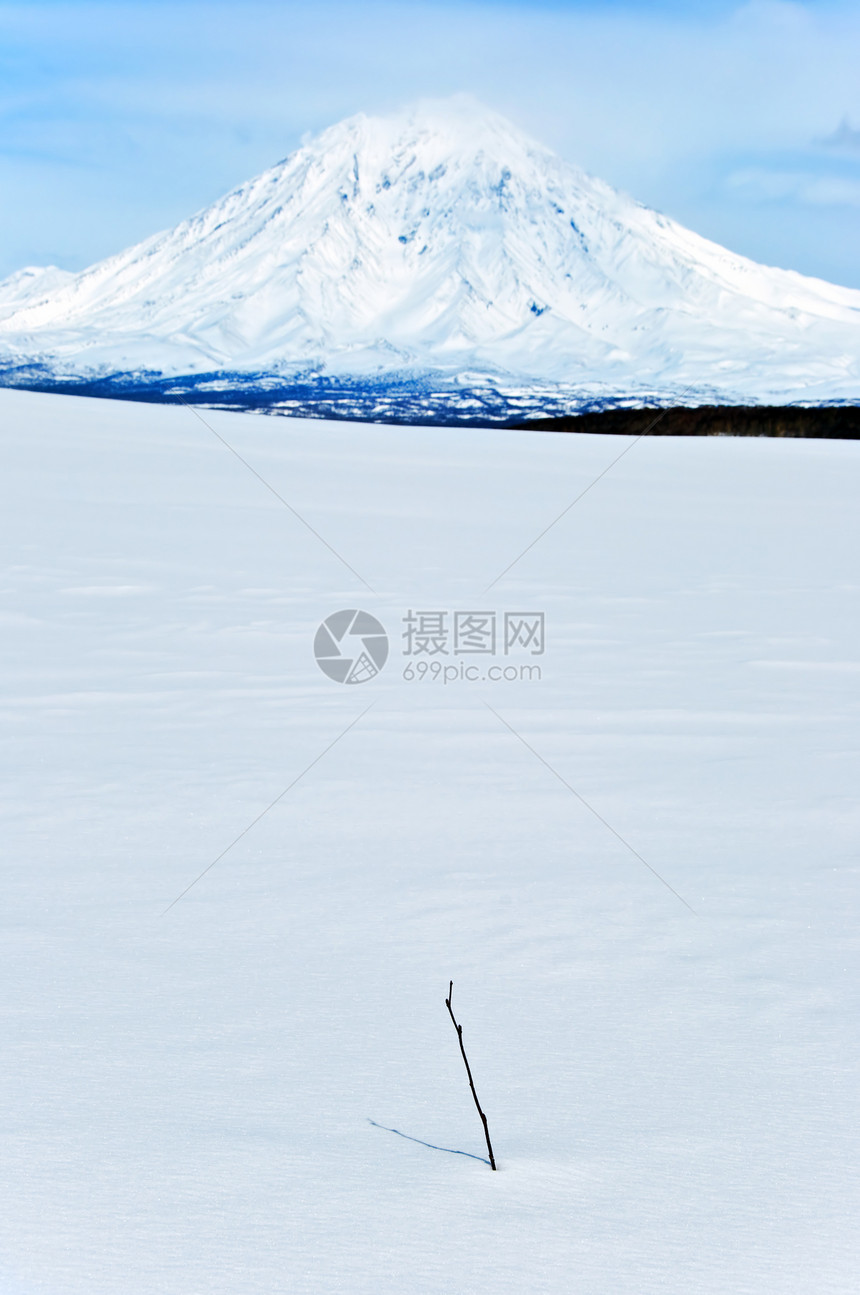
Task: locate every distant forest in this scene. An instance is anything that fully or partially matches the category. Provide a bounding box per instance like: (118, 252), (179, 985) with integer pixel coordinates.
(519, 405), (860, 439)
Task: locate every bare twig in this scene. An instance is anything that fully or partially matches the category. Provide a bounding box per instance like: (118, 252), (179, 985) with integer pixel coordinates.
(445, 981), (497, 1170)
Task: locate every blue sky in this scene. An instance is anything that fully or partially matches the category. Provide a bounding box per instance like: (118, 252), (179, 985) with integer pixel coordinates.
(1, 0), (859, 285)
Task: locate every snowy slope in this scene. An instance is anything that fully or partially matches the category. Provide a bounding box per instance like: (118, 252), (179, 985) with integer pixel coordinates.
(1, 387), (858, 1294)
(0, 265), (74, 321)
(0, 98), (858, 414)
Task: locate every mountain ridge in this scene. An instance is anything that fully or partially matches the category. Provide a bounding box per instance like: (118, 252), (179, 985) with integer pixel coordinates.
(1, 97), (859, 421)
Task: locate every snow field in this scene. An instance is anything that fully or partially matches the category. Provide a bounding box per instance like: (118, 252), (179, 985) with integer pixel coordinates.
(0, 388), (858, 1293)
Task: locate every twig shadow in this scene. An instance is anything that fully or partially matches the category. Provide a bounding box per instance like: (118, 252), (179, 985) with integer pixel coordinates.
(368, 1119), (490, 1165)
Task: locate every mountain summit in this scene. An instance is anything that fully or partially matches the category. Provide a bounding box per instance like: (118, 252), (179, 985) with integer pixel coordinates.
(1, 98), (859, 420)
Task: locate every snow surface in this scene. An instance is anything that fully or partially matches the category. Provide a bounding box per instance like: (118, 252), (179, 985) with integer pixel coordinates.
(0, 267), (74, 322)
(1, 98), (859, 409)
(1, 387), (859, 1294)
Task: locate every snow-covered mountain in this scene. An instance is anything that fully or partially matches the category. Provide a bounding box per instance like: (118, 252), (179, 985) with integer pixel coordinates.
(1, 97), (859, 420)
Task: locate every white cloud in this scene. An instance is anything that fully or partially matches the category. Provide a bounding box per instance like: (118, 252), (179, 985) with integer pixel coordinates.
(727, 167), (860, 208)
(818, 115), (860, 153)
